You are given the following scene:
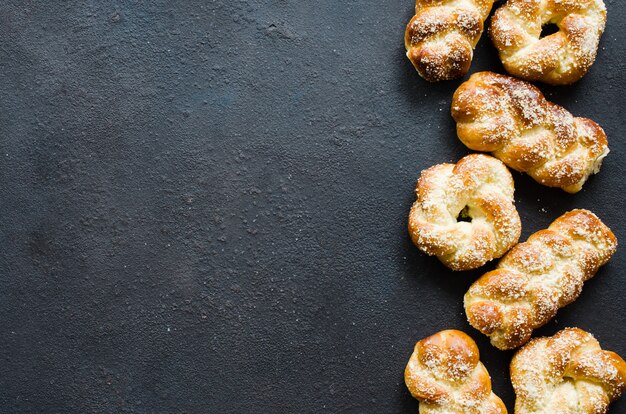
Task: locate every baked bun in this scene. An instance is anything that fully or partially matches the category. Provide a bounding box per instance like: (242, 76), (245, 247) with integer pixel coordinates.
(490, 0), (606, 85)
(405, 0), (495, 82)
(452, 72), (609, 193)
(405, 330), (507, 413)
(408, 154), (521, 271)
(511, 328), (626, 414)
(465, 210), (617, 350)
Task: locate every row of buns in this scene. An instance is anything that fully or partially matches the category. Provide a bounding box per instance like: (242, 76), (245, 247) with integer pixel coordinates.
(401, 1), (621, 412)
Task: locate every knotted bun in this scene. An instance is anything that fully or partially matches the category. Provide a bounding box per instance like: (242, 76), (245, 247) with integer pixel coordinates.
(409, 154), (521, 271)
(405, 330), (507, 413)
(490, 0), (606, 85)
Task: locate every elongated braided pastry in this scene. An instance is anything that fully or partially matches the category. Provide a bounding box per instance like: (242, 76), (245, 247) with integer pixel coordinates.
(405, 330), (507, 413)
(490, 0), (607, 85)
(452, 72), (609, 193)
(465, 210), (617, 350)
(405, 0), (495, 82)
(511, 328), (626, 414)
(408, 154), (521, 271)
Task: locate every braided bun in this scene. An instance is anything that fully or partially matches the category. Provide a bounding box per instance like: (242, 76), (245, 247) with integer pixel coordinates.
(511, 328), (626, 413)
(452, 72), (609, 193)
(405, 0), (495, 81)
(465, 210), (617, 350)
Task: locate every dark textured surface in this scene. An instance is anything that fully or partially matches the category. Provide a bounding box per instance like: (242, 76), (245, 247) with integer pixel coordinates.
(1, 1), (625, 412)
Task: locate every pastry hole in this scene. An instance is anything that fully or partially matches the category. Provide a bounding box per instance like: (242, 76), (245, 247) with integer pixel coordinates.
(457, 206), (472, 223)
(540, 23), (559, 38)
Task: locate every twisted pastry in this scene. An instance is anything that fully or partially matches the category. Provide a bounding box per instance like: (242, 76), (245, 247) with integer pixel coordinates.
(405, 0), (495, 82)
(451, 72), (609, 193)
(490, 0), (606, 85)
(408, 154), (521, 271)
(465, 210), (617, 350)
(405, 330), (507, 413)
(511, 328), (626, 414)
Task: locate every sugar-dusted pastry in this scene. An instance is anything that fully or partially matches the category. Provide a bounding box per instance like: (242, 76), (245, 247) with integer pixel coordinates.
(408, 154), (521, 271)
(405, 330), (507, 414)
(511, 328), (626, 413)
(451, 72), (609, 193)
(405, 0), (495, 82)
(465, 210), (617, 350)
(490, 0), (606, 85)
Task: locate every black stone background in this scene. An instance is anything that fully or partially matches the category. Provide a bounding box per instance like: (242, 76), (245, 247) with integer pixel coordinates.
(1, 1), (624, 412)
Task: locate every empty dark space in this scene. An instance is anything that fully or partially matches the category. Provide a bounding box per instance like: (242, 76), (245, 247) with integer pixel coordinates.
(540, 23), (560, 38)
(1, 1), (625, 413)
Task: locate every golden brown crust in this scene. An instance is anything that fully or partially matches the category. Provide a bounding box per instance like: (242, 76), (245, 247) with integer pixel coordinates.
(511, 328), (626, 413)
(452, 72), (609, 193)
(490, 0), (606, 85)
(465, 210), (617, 350)
(408, 154), (521, 271)
(405, 330), (507, 413)
(405, 0), (495, 82)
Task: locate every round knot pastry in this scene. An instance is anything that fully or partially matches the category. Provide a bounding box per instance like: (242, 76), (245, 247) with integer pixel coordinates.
(408, 154), (521, 271)
(405, 330), (507, 414)
(511, 328), (626, 414)
(465, 210), (617, 350)
(452, 72), (609, 193)
(490, 0), (607, 85)
(405, 0), (495, 82)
